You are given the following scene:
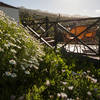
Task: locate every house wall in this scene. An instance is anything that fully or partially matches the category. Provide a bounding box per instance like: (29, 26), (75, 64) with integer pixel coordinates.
(0, 6), (19, 22)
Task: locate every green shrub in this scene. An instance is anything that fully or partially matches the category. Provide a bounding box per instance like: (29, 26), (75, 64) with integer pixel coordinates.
(0, 12), (44, 99)
(25, 49), (100, 100)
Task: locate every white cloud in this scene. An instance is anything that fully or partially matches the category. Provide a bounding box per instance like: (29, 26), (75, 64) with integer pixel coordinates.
(96, 10), (100, 13)
(83, 10), (87, 13)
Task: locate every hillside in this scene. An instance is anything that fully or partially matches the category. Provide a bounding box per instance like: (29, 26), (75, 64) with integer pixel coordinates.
(19, 7), (89, 24)
(19, 8), (79, 21)
(19, 8), (96, 31)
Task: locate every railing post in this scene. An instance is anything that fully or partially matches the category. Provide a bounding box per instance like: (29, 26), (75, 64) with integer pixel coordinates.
(45, 16), (49, 37)
(54, 22), (58, 49)
(98, 36), (100, 57)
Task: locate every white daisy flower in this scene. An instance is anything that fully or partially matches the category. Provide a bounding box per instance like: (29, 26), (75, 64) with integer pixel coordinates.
(68, 86), (74, 90)
(61, 81), (67, 85)
(21, 65), (25, 70)
(46, 80), (50, 86)
(57, 93), (67, 99)
(4, 43), (10, 48)
(17, 39), (21, 44)
(9, 59), (16, 65)
(57, 93), (61, 97)
(5, 71), (11, 76)
(16, 46), (21, 49)
(0, 47), (4, 52)
(9, 42), (17, 47)
(87, 91), (92, 96)
(92, 78), (97, 83)
(11, 49), (17, 54)
(60, 92), (67, 99)
(25, 70), (30, 75)
(11, 73), (17, 78)
(33, 65), (39, 70)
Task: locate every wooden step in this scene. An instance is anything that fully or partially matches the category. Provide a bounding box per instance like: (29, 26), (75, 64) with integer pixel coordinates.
(40, 37), (55, 46)
(41, 40), (55, 44)
(43, 37), (54, 41)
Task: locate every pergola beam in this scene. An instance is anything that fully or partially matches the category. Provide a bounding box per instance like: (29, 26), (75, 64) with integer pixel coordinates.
(37, 17), (100, 24)
(62, 19), (100, 46)
(58, 23), (98, 55)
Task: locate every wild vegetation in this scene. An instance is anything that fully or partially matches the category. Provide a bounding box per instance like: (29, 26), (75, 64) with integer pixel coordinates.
(0, 11), (44, 99)
(0, 11), (100, 100)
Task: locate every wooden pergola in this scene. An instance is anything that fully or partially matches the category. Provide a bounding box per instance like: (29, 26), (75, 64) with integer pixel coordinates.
(22, 16), (100, 57)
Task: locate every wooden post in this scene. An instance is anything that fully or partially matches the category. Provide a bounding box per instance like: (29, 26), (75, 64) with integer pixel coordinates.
(54, 22), (58, 49)
(45, 16), (49, 37)
(98, 36), (100, 57)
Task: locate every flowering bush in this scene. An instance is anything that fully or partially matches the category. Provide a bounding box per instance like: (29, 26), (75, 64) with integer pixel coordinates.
(25, 49), (100, 100)
(0, 11), (44, 99)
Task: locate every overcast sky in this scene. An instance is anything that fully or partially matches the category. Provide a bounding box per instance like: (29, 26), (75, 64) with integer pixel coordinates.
(0, 0), (100, 17)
